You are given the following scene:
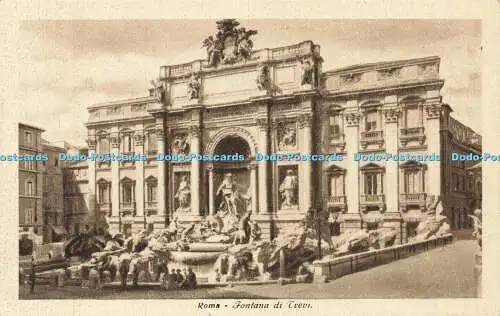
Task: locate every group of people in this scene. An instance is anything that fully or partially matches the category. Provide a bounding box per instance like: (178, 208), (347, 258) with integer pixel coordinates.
(157, 260), (197, 290)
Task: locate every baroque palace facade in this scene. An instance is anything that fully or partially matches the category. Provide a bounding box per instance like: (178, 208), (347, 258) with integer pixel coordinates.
(82, 20), (481, 243)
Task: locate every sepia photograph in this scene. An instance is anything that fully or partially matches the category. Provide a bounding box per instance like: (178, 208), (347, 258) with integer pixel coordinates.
(13, 18), (485, 301)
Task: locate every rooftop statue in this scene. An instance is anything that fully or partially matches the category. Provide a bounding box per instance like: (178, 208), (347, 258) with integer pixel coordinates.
(202, 19), (258, 67)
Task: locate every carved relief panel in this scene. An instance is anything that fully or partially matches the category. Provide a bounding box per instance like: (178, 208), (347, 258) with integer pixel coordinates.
(171, 133), (191, 155)
(276, 121), (298, 152)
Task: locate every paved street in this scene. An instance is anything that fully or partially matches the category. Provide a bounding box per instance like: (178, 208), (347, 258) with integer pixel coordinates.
(20, 231), (477, 299)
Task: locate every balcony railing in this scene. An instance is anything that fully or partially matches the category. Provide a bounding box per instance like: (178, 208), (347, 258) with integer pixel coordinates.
(145, 201), (158, 208)
(327, 195), (346, 205)
(360, 194), (385, 203)
(400, 193), (427, 202)
(120, 202), (136, 216)
(361, 130), (383, 140)
(401, 127), (424, 136)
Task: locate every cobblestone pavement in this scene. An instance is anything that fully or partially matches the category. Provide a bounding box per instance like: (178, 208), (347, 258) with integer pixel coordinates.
(19, 231), (477, 299)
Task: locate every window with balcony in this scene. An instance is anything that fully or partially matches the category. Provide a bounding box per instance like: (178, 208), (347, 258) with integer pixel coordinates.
(120, 177), (136, 212)
(404, 104), (421, 128)
(400, 161), (426, 210)
(404, 169), (421, 194)
(364, 173), (379, 195)
(122, 133), (133, 153)
(365, 110), (378, 132)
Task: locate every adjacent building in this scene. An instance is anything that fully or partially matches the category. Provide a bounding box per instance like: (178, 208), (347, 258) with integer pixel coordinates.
(83, 23), (482, 242)
(18, 123), (45, 244)
(63, 154), (90, 236)
(41, 139), (67, 242)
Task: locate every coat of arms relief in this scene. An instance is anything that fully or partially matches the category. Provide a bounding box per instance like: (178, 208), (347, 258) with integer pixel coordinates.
(202, 19), (258, 67)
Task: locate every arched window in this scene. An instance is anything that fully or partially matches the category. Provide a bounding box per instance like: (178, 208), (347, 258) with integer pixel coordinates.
(400, 161), (426, 194)
(120, 177), (136, 207)
(120, 130), (134, 154)
(360, 163), (384, 195)
(145, 176), (158, 206)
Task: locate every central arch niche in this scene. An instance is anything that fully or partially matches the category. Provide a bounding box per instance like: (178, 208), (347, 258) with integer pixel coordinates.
(213, 136), (251, 158)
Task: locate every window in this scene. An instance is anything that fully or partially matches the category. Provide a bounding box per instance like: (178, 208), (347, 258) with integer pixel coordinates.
(122, 133), (133, 153)
(147, 181), (157, 202)
(329, 115), (341, 139)
(25, 181), (33, 196)
(121, 179), (135, 205)
(365, 111), (378, 131)
(404, 169), (421, 194)
(55, 157), (58, 167)
(26, 160), (35, 171)
(98, 137), (110, 153)
(329, 174), (343, 196)
(24, 132), (32, 145)
(98, 181), (110, 204)
(365, 173), (378, 195)
(25, 209), (34, 225)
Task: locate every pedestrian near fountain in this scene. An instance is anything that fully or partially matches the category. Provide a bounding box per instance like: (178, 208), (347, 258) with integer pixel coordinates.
(156, 259), (169, 282)
(185, 267), (197, 289)
(175, 269), (184, 288)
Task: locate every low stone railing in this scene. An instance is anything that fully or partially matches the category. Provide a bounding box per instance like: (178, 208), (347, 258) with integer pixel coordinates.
(312, 233), (453, 281)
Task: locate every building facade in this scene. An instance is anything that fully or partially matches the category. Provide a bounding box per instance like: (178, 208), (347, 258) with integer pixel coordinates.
(85, 24), (481, 242)
(18, 123), (45, 244)
(41, 140), (67, 242)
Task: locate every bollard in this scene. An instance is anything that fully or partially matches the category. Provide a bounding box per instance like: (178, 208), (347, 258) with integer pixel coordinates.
(474, 251), (482, 297)
(279, 249), (286, 280)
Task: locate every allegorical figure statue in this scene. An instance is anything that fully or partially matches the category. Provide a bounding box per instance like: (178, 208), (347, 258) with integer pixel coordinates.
(256, 65), (271, 91)
(172, 135), (189, 155)
(279, 126), (296, 149)
(216, 173), (238, 215)
(469, 209), (482, 250)
(300, 59), (315, 86)
(150, 79), (166, 103)
(279, 169), (299, 208)
(175, 176), (191, 212)
(187, 74), (201, 100)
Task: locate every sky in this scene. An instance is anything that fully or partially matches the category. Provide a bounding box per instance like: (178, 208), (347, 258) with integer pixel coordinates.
(18, 19), (481, 147)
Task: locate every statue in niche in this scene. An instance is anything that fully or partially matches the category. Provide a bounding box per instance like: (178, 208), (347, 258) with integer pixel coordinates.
(187, 74), (201, 100)
(278, 125), (296, 150)
(236, 27), (257, 60)
(300, 59), (315, 86)
(150, 79), (167, 103)
(256, 65), (271, 91)
(279, 169), (299, 209)
(172, 135), (190, 155)
(175, 175), (191, 212)
(216, 173), (239, 215)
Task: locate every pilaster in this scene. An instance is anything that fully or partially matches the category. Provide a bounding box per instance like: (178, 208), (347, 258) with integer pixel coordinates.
(383, 106), (401, 214)
(156, 126), (166, 217)
(110, 131), (120, 217)
(134, 131), (145, 217)
(298, 113), (313, 212)
(424, 101), (442, 198)
(256, 118), (269, 214)
(189, 125), (201, 215)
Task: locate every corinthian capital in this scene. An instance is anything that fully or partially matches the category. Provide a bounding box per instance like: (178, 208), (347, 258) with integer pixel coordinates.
(298, 114), (313, 128)
(255, 118), (269, 130)
(86, 137), (97, 150)
(110, 135), (120, 148)
(424, 103), (442, 119)
(344, 111), (361, 127)
(189, 125), (200, 138)
(134, 133), (144, 146)
(383, 108), (401, 123)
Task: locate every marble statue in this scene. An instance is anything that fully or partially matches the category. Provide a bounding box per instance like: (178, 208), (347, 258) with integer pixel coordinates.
(256, 65), (271, 91)
(175, 176), (191, 212)
(469, 209), (482, 250)
(216, 173), (239, 215)
(187, 74), (201, 100)
(300, 59), (315, 85)
(279, 169), (299, 208)
(150, 79), (166, 103)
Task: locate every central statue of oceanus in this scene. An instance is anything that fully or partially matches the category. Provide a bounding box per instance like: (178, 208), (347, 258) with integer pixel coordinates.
(202, 19), (258, 67)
